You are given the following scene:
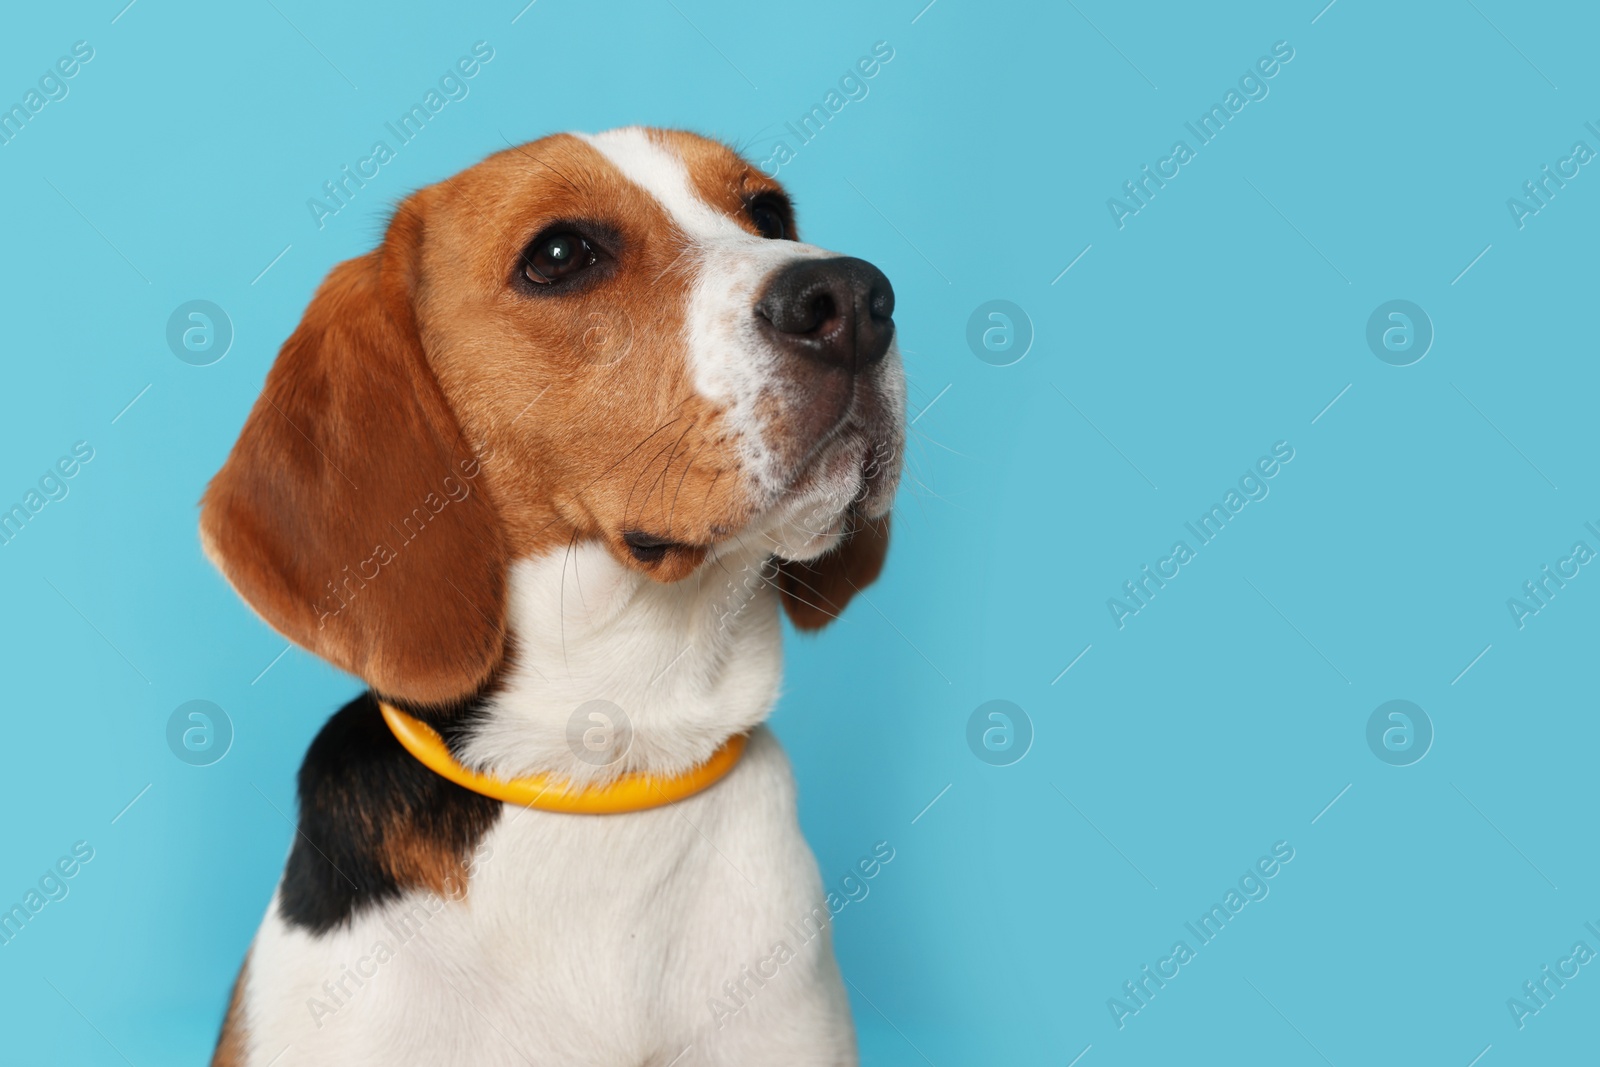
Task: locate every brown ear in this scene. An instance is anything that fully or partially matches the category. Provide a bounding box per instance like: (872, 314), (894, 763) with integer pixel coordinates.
(200, 199), (508, 706)
(776, 513), (891, 630)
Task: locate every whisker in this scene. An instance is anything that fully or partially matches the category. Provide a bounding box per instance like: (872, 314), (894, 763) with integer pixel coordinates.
(626, 417), (697, 524)
(666, 440), (709, 534)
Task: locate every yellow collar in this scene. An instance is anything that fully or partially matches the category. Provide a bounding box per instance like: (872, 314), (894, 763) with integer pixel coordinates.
(379, 702), (748, 814)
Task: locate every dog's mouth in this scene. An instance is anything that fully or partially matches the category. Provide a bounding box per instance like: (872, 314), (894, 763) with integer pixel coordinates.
(615, 429), (896, 574)
(621, 529), (691, 565)
(613, 371), (904, 575)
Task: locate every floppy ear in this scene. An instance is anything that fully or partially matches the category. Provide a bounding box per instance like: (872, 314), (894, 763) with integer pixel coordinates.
(776, 513), (891, 630)
(200, 198), (508, 707)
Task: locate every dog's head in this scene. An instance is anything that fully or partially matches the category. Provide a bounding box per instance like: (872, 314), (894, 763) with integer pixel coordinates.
(200, 127), (905, 706)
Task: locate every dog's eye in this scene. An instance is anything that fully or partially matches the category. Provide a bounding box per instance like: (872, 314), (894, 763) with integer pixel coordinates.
(523, 231), (595, 284)
(749, 200), (787, 240)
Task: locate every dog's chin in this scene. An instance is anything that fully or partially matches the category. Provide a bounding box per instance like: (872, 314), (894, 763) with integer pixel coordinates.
(753, 428), (902, 563)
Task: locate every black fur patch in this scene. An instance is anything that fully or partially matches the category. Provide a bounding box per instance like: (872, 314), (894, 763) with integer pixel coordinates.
(277, 692), (501, 934)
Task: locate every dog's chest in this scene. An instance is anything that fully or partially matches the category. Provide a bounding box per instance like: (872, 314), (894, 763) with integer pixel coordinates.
(243, 729), (854, 1066)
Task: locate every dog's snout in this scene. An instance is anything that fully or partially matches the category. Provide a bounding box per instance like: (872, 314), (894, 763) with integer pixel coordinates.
(754, 257), (895, 373)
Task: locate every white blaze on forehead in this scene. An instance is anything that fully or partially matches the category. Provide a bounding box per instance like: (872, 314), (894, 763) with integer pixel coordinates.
(576, 127), (748, 243)
(576, 127), (835, 495)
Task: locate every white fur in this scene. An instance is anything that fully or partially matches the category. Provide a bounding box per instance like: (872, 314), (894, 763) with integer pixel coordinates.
(236, 544), (856, 1065)
(463, 537), (783, 784)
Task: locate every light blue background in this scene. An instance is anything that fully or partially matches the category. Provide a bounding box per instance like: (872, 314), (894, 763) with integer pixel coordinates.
(1, 0), (1595, 1063)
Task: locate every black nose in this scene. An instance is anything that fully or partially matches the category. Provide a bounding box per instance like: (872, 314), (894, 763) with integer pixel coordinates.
(754, 257), (895, 373)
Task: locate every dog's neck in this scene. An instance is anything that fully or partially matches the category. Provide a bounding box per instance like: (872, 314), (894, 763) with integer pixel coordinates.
(455, 539), (785, 783)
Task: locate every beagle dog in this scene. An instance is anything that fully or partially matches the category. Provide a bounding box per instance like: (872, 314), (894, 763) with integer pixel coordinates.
(200, 127), (904, 1066)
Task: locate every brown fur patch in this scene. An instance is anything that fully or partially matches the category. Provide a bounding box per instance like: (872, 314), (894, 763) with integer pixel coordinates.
(778, 514), (891, 629)
(199, 197), (509, 706)
(210, 954), (249, 1067)
(378, 808), (478, 899)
